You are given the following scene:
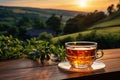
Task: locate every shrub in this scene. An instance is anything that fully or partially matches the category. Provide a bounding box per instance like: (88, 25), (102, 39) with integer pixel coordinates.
(0, 35), (26, 60)
(0, 35), (66, 63)
(75, 31), (120, 49)
(76, 33), (84, 41)
(83, 30), (97, 41)
(38, 32), (53, 42)
(57, 36), (75, 46)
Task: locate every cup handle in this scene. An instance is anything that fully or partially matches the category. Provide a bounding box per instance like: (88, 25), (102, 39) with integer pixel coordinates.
(95, 50), (104, 59)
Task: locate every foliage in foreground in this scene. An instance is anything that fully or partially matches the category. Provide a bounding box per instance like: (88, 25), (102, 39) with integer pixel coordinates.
(0, 30), (120, 63)
(0, 35), (65, 63)
(55, 30), (120, 49)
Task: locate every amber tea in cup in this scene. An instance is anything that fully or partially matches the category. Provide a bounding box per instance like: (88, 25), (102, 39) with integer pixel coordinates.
(65, 41), (104, 69)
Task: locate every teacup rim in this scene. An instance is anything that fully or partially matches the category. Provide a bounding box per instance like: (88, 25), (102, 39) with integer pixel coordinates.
(65, 41), (97, 46)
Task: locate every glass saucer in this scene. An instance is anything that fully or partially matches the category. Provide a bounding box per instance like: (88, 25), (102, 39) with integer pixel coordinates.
(58, 61), (105, 72)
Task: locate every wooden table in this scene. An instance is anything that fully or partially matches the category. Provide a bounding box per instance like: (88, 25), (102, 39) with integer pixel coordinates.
(0, 48), (120, 80)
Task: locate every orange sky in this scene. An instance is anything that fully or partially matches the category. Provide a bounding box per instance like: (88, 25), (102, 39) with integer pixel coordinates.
(0, 0), (119, 12)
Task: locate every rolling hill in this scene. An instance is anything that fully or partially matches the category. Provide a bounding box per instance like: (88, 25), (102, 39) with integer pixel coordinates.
(0, 6), (86, 22)
(52, 11), (120, 43)
(52, 26), (120, 43)
(90, 17), (120, 29)
(0, 5), (88, 39)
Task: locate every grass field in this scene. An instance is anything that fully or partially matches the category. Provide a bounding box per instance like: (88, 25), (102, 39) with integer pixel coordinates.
(52, 12), (120, 43)
(90, 17), (120, 29)
(52, 26), (120, 43)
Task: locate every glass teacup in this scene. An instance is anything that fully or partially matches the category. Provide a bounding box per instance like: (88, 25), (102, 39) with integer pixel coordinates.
(65, 41), (104, 69)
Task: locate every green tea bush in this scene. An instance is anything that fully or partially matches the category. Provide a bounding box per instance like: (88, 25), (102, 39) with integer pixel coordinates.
(76, 33), (84, 41)
(95, 34), (120, 49)
(0, 35), (66, 63)
(76, 31), (120, 49)
(56, 36), (75, 46)
(23, 39), (66, 63)
(0, 32), (119, 62)
(56, 30), (120, 49)
(0, 35), (26, 60)
(38, 32), (53, 42)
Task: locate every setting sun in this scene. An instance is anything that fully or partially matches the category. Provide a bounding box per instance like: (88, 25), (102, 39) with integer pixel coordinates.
(0, 0), (118, 12)
(78, 0), (88, 7)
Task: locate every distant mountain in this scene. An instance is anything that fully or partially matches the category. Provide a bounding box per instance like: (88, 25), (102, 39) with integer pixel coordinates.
(0, 5), (87, 21)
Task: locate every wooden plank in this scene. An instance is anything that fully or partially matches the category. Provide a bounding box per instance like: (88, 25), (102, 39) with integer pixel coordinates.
(0, 48), (120, 80)
(0, 59), (57, 71)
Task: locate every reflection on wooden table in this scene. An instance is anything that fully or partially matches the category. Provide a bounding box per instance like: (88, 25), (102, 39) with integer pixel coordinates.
(0, 48), (120, 80)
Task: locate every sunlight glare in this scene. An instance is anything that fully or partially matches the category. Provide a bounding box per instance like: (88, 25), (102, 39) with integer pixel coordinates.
(78, 0), (88, 7)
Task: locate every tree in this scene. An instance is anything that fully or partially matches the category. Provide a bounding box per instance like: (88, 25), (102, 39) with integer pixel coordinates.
(64, 18), (82, 34)
(0, 23), (10, 31)
(46, 14), (62, 35)
(18, 27), (28, 40)
(117, 0), (120, 11)
(33, 17), (46, 29)
(117, 3), (120, 11)
(64, 11), (106, 34)
(64, 14), (86, 34)
(83, 11), (106, 26)
(17, 16), (32, 29)
(107, 4), (115, 15)
(8, 27), (19, 37)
